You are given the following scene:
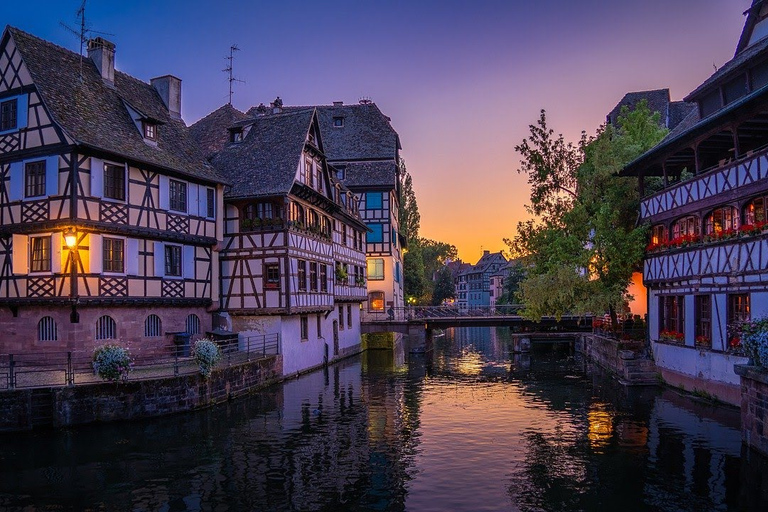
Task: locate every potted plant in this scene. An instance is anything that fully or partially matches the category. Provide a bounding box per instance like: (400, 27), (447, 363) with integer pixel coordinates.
(92, 343), (134, 382)
(193, 338), (222, 378)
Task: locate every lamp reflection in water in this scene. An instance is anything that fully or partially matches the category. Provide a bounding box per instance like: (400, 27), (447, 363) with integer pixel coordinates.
(587, 404), (614, 451)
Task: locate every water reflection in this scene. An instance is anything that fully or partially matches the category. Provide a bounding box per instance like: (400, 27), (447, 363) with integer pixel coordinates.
(0, 327), (765, 511)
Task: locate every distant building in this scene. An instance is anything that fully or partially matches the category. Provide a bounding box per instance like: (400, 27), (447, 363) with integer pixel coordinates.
(0, 27), (225, 353)
(459, 251), (507, 309)
(621, 0), (768, 405)
(489, 262), (515, 311)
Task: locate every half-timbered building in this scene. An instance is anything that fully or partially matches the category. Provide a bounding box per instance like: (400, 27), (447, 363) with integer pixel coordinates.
(622, 1), (768, 404)
(0, 27), (225, 353)
(191, 105), (368, 375)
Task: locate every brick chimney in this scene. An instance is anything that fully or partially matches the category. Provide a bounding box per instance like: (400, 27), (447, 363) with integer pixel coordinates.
(87, 37), (115, 85)
(151, 75), (182, 120)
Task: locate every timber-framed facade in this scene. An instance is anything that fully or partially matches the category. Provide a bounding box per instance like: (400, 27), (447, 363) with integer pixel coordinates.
(191, 104), (369, 375)
(0, 27), (225, 353)
(622, 1), (768, 405)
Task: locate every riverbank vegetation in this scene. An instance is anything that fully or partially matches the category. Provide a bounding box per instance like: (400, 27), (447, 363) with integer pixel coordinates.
(507, 101), (667, 322)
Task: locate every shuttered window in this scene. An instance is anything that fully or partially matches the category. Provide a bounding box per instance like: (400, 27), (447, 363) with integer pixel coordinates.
(30, 236), (51, 273)
(24, 160), (45, 197)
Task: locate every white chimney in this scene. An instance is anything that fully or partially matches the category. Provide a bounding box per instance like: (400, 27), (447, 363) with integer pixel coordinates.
(151, 75), (182, 120)
(87, 37), (115, 85)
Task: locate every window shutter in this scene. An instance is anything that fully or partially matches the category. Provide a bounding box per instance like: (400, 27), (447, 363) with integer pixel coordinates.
(9, 161), (23, 201)
(51, 234), (62, 274)
(198, 186), (208, 218)
(89, 234), (102, 274)
(12, 234), (28, 274)
(45, 156), (59, 196)
(183, 245), (195, 279)
(16, 94), (28, 129)
(159, 175), (169, 210)
(91, 158), (103, 198)
(126, 239), (139, 275)
(188, 183), (199, 216)
(154, 241), (165, 277)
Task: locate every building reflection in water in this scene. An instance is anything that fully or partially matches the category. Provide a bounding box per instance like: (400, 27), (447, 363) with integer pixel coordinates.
(0, 326), (766, 511)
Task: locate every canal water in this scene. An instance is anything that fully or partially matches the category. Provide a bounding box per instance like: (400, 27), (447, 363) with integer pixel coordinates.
(1, 327), (767, 511)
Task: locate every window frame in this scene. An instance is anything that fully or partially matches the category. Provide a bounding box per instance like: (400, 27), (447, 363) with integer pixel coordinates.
(367, 223), (384, 243)
(0, 97), (18, 132)
(103, 163), (126, 202)
(265, 262), (280, 289)
(320, 264), (328, 292)
(366, 192), (383, 209)
(309, 262), (318, 292)
(169, 179), (187, 213)
(24, 160), (46, 198)
(164, 244), (182, 277)
(144, 314), (162, 337)
(300, 315), (309, 340)
(103, 237), (125, 274)
(38, 316), (58, 342)
(368, 258), (385, 280)
(297, 259), (307, 291)
(29, 236), (51, 273)
(142, 121), (157, 141)
(368, 291), (385, 312)
(695, 295), (712, 348)
(206, 187), (215, 219)
(96, 315), (117, 340)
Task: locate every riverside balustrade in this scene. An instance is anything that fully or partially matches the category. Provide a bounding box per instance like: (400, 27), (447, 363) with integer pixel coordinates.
(0, 333), (279, 391)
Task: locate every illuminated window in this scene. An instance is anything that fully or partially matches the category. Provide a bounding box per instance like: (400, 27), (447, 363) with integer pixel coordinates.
(744, 196), (767, 225)
(368, 291), (385, 312)
(672, 216), (699, 238)
(368, 258), (384, 280)
(705, 206), (738, 235)
(650, 225), (666, 244)
(30, 236), (51, 273)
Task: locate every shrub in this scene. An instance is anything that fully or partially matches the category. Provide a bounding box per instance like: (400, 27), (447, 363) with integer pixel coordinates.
(193, 338), (221, 378)
(92, 344), (133, 382)
(740, 318), (768, 366)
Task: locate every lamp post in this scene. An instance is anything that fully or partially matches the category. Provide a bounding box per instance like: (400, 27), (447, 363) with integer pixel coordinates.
(64, 227), (80, 323)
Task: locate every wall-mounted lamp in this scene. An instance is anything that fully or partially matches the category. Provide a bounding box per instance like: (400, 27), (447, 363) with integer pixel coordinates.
(64, 227), (77, 250)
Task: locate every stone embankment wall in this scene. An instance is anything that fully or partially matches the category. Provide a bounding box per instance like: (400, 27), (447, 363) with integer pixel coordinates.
(581, 334), (657, 385)
(0, 355), (281, 432)
(735, 365), (768, 456)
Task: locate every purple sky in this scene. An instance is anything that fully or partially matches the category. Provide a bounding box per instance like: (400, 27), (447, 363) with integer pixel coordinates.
(1, 0), (753, 262)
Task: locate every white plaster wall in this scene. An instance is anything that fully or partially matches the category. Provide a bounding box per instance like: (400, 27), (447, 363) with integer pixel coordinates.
(684, 295), (695, 347)
(752, 292), (768, 319)
(652, 342), (748, 386)
(281, 315), (327, 376)
(712, 294), (727, 351)
(339, 304), (362, 353)
(649, 290), (660, 341)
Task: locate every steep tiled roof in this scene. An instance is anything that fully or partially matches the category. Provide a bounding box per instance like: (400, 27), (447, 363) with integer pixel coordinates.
(188, 104), (250, 159)
(7, 27), (221, 184)
(206, 109), (315, 199)
(668, 101), (697, 130)
(341, 160), (398, 189)
(314, 104), (400, 162)
(607, 89), (671, 126)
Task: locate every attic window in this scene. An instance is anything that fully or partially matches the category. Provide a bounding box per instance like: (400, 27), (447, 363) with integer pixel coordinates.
(143, 121), (157, 141)
(0, 98), (17, 131)
(335, 165), (346, 180)
(333, 116), (344, 128)
(231, 129), (244, 143)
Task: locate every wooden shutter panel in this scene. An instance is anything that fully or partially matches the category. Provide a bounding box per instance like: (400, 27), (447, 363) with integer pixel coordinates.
(187, 183), (199, 216)
(159, 175), (169, 210)
(91, 158), (103, 198)
(183, 245), (195, 279)
(16, 94), (28, 129)
(126, 239), (139, 275)
(51, 233), (62, 274)
(45, 156), (59, 196)
(9, 161), (23, 201)
(198, 186), (208, 218)
(154, 241), (165, 277)
(12, 234), (28, 274)
(89, 234), (102, 274)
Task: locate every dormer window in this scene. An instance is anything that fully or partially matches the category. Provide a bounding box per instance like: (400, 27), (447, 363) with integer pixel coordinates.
(0, 98), (18, 131)
(333, 116), (344, 128)
(231, 128), (244, 143)
(143, 121), (157, 141)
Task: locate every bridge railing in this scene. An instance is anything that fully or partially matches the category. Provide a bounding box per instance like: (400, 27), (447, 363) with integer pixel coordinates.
(361, 305), (525, 322)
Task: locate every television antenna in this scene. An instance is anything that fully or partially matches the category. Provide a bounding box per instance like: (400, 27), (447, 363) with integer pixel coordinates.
(60, 0), (114, 80)
(224, 45), (245, 105)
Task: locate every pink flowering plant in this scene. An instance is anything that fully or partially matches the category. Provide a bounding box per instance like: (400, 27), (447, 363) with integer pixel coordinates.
(92, 343), (134, 382)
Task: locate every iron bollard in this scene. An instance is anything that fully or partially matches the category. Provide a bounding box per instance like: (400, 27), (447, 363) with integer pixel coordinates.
(67, 352), (73, 386)
(8, 354), (14, 390)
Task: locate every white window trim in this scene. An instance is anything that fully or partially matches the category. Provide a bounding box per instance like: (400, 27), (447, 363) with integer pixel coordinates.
(101, 161), (129, 204)
(0, 93), (28, 135)
(101, 235), (127, 276)
(27, 233), (59, 275)
(168, 178), (188, 214)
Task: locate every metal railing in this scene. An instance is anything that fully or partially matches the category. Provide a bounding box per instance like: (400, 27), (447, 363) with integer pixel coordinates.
(361, 305), (525, 323)
(0, 333), (279, 391)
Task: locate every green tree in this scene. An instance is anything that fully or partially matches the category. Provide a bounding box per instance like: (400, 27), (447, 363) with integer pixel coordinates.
(509, 101), (667, 322)
(399, 158), (420, 244)
(404, 242), (427, 300)
(431, 266), (455, 306)
(495, 261), (526, 305)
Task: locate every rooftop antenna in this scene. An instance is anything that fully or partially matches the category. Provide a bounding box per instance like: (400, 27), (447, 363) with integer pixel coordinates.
(224, 45), (245, 105)
(60, 0), (114, 80)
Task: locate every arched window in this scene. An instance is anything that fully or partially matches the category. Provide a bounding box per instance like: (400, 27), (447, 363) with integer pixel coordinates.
(368, 291), (385, 312)
(705, 205), (738, 235)
(38, 316), (57, 341)
(650, 225), (667, 245)
(672, 216), (699, 239)
(290, 202), (305, 225)
(96, 315), (116, 340)
(144, 314), (162, 337)
(307, 209), (319, 228)
(744, 196), (767, 226)
(186, 314), (201, 335)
